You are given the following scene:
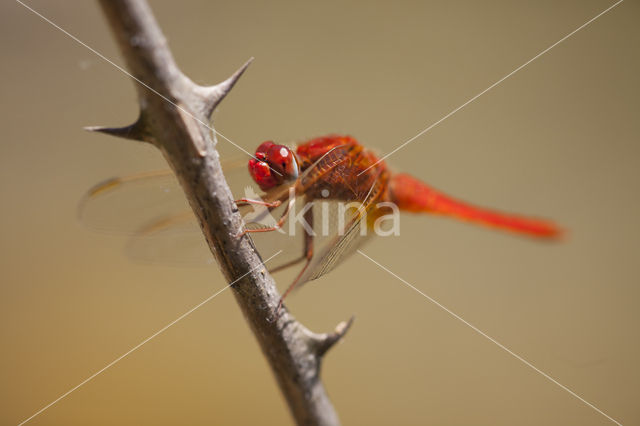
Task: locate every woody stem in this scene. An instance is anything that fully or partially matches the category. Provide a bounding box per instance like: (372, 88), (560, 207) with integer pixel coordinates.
(93, 1), (353, 425)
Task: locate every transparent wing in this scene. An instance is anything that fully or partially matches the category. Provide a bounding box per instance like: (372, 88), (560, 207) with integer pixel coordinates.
(123, 211), (213, 266)
(297, 171), (384, 285)
(79, 158), (308, 268)
(78, 159), (248, 234)
(79, 169), (187, 234)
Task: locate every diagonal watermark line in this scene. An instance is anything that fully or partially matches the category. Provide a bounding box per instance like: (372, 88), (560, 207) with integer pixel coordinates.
(17, 250), (283, 426)
(14, 0), (273, 171)
(359, 0), (624, 176)
(357, 250), (622, 425)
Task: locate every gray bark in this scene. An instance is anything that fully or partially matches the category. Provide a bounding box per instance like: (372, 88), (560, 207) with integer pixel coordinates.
(90, 1), (353, 424)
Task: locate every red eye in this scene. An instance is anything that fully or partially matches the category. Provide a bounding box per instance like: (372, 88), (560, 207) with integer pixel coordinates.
(265, 144), (298, 179)
(248, 158), (278, 191)
(255, 141), (274, 155)
(248, 141), (299, 190)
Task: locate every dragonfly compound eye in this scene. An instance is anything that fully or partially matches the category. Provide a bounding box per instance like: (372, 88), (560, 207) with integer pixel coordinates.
(265, 144), (299, 182)
(248, 158), (279, 191)
(249, 141), (299, 190)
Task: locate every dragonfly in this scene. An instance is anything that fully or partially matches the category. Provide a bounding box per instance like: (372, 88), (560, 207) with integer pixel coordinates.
(80, 135), (561, 311)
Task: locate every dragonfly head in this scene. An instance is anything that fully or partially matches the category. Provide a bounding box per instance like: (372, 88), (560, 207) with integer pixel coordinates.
(249, 141), (299, 191)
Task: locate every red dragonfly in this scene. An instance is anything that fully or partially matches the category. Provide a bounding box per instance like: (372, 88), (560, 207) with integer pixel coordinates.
(80, 135), (561, 309)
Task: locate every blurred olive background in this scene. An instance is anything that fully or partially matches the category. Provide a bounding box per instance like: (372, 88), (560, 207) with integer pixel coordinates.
(2, 1), (639, 425)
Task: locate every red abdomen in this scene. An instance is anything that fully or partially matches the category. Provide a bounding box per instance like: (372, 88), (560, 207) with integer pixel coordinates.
(389, 173), (562, 239)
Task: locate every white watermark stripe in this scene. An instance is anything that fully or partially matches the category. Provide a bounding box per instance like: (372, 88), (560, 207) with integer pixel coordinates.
(357, 250), (622, 425)
(17, 250), (282, 426)
(358, 0), (624, 176)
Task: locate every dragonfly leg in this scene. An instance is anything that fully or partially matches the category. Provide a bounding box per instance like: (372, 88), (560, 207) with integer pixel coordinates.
(235, 198), (282, 208)
(269, 209), (315, 274)
(269, 256), (306, 275)
(277, 206), (314, 316)
(237, 196), (295, 238)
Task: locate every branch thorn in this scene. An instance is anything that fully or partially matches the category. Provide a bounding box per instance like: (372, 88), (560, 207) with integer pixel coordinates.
(84, 115), (152, 143)
(313, 316), (355, 358)
(197, 57), (254, 119)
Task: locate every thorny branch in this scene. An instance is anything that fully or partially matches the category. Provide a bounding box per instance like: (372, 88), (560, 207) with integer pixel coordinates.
(90, 1), (353, 424)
